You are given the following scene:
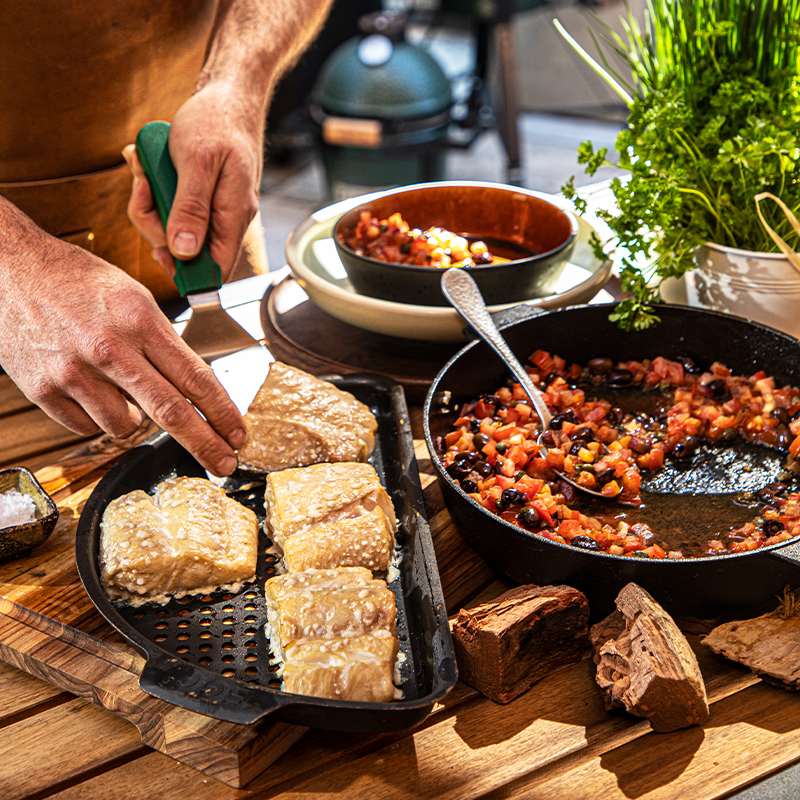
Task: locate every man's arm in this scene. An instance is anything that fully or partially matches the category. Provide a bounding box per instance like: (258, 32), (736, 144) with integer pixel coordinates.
(0, 196), (246, 476)
(126, 0), (335, 279)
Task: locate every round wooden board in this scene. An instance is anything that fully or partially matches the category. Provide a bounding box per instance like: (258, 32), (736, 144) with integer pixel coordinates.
(260, 276), (465, 405)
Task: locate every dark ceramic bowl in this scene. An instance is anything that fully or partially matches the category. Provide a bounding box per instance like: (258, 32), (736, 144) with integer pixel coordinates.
(0, 467), (59, 561)
(333, 181), (579, 307)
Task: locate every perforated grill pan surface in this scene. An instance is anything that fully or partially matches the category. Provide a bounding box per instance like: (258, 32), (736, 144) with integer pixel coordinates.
(76, 375), (456, 731)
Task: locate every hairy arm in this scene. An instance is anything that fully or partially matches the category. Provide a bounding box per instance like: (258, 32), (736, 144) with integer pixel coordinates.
(0, 196), (246, 476)
(126, 0), (334, 278)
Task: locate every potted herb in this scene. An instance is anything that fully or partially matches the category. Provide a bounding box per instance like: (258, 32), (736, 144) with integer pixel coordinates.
(557, 0), (800, 332)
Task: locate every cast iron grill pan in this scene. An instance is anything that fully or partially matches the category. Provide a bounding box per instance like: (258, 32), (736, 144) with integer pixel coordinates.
(76, 375), (456, 731)
(424, 303), (800, 618)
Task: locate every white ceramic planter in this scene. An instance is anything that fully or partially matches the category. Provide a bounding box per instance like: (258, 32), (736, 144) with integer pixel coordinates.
(676, 243), (800, 339)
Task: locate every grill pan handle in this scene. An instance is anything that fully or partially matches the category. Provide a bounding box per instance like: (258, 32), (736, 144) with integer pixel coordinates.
(139, 653), (283, 725)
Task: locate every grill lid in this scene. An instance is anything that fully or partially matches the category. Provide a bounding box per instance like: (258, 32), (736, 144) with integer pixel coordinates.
(312, 13), (453, 120)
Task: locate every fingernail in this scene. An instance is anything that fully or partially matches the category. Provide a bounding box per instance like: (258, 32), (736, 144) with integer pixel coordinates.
(229, 428), (247, 449)
(173, 232), (198, 257)
(217, 456), (237, 476)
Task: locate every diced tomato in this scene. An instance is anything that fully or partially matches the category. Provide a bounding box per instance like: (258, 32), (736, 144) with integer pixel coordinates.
(530, 349), (555, 375)
(474, 399), (496, 419)
(444, 430), (464, 447)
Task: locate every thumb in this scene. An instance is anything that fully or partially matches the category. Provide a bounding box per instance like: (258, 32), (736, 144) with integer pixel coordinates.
(166, 163), (217, 260)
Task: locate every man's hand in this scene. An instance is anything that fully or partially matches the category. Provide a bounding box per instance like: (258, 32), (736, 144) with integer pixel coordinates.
(0, 200), (245, 477)
(124, 0), (336, 283)
(123, 82), (262, 282)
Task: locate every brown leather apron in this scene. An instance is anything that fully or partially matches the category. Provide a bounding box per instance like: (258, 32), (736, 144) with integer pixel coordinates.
(0, 1), (267, 303)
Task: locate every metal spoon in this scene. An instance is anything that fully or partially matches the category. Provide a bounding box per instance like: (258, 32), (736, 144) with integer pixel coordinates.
(440, 268), (613, 500)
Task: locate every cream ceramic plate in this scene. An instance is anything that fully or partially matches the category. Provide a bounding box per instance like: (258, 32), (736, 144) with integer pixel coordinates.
(284, 188), (614, 343)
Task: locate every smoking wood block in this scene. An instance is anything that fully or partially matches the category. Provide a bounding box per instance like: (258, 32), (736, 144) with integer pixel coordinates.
(590, 582), (709, 732)
(450, 584), (589, 704)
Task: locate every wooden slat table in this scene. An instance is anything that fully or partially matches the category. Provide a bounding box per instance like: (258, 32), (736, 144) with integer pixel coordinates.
(3, 329), (800, 799)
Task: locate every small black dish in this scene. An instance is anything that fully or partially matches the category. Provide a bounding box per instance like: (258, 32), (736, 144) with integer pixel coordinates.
(0, 467), (59, 561)
(334, 181), (578, 307)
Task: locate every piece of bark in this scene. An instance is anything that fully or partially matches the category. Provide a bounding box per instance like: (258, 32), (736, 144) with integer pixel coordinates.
(590, 582), (709, 732)
(703, 601), (800, 690)
(451, 584), (589, 704)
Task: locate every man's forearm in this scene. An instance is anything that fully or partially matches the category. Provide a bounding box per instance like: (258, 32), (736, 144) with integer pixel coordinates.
(197, 0), (335, 115)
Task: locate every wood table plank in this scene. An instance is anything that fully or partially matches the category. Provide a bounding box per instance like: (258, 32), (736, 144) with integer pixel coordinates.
(0, 660), (70, 724)
(0, 698), (148, 800)
(0, 407), (87, 468)
(0, 374), (33, 419)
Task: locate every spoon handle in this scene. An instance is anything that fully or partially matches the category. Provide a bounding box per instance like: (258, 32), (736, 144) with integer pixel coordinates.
(441, 269), (553, 430)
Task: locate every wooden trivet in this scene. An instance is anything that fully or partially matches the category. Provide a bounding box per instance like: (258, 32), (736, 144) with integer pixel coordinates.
(259, 276), (463, 405)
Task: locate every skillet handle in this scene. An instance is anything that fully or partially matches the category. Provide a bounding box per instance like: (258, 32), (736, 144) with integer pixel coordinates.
(139, 653), (282, 725)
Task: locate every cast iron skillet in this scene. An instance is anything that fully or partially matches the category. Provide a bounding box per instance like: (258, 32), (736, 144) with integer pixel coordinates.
(76, 375), (456, 732)
(424, 303), (800, 618)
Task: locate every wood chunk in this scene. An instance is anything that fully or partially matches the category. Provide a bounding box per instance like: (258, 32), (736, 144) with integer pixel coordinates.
(451, 584), (589, 704)
(590, 582), (709, 732)
(703, 606), (800, 691)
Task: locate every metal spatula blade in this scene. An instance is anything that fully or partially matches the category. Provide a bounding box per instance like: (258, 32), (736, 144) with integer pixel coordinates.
(135, 121), (260, 361)
(181, 290), (260, 362)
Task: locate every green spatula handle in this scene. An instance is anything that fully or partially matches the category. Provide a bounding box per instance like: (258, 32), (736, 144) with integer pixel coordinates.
(135, 121), (221, 296)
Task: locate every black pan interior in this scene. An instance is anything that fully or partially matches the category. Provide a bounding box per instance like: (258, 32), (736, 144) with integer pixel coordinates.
(76, 375), (456, 731)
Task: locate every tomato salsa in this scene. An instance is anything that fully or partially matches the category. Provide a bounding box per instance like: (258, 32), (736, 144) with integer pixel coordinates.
(341, 211), (508, 268)
(439, 351), (800, 559)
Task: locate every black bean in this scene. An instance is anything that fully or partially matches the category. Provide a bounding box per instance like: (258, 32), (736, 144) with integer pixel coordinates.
(706, 378), (727, 397)
(569, 441), (585, 456)
(776, 425), (792, 450)
(572, 426), (595, 442)
(480, 393), (502, 406)
(606, 369), (633, 387)
(679, 356), (699, 374)
(446, 462), (471, 480)
(571, 535), (602, 550)
(494, 461), (506, 475)
(469, 418), (481, 433)
(587, 357), (615, 375)
(771, 408), (791, 426)
(596, 468), (617, 487)
(629, 436), (652, 454)
(541, 430), (556, 447)
(629, 550), (650, 558)
(606, 406), (624, 426)
(472, 433), (490, 451)
(454, 451), (479, 465)
(672, 436), (697, 459)
(475, 461), (494, 477)
(517, 506), (542, 529)
(460, 479), (479, 494)
(495, 441), (508, 455)
(501, 488), (527, 506)
(550, 409), (578, 429)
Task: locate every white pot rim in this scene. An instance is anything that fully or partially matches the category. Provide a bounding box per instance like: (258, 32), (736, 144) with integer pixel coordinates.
(700, 241), (797, 261)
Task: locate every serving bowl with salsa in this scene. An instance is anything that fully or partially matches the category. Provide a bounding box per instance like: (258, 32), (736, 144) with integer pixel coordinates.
(333, 181), (578, 307)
